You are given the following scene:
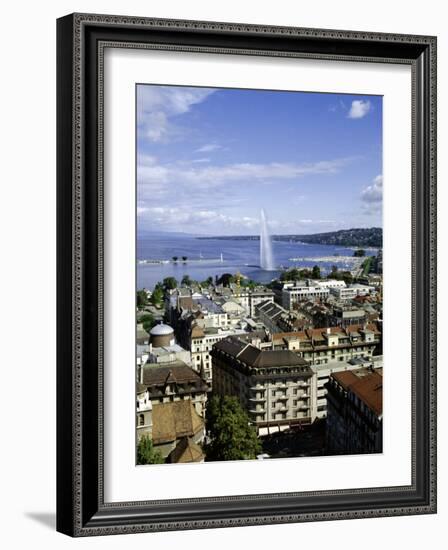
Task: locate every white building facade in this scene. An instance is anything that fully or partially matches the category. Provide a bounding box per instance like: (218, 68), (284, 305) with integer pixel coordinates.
(282, 284), (330, 309)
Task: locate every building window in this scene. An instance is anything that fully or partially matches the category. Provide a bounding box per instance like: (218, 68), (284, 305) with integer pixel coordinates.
(139, 414), (145, 426)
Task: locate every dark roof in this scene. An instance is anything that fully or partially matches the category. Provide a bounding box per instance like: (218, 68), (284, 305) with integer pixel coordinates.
(238, 330), (268, 342)
(141, 362), (206, 388)
(252, 349), (308, 368)
(239, 345), (262, 366)
(168, 436), (204, 463)
(256, 300), (286, 318)
(213, 337), (247, 357)
(213, 337), (309, 369)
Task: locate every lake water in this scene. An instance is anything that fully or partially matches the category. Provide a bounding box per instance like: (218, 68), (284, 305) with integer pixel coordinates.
(137, 233), (377, 290)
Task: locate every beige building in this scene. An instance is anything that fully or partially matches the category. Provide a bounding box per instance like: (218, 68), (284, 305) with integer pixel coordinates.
(271, 323), (382, 366)
(311, 356), (382, 418)
(211, 337), (317, 435)
(138, 361), (209, 417)
(151, 401), (205, 462)
(189, 324), (247, 382)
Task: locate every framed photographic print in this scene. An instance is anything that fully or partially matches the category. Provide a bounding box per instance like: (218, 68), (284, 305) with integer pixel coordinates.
(56, 13), (437, 536)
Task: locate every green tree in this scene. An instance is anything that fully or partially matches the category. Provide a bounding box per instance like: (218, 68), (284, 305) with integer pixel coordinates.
(182, 256), (188, 262)
(140, 313), (155, 333)
(137, 435), (164, 465)
(299, 268), (312, 279)
(329, 265), (339, 278)
(241, 278), (257, 290)
(172, 256), (178, 262)
(205, 396), (261, 461)
(311, 265), (321, 279)
(216, 273), (234, 287)
(201, 276), (214, 287)
(163, 276), (178, 291)
(354, 248), (366, 257)
(150, 283), (164, 307)
(280, 267), (300, 282)
(181, 274), (193, 286)
(136, 289), (148, 309)
(361, 256), (373, 276)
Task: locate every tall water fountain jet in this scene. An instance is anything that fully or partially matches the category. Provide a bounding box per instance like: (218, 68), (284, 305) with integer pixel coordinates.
(260, 208), (275, 271)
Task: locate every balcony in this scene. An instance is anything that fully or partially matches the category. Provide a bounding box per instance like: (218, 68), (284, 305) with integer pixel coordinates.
(249, 395), (266, 402)
(277, 395), (288, 401)
(250, 408), (266, 414)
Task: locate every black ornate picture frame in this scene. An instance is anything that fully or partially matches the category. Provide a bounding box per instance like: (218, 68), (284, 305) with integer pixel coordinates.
(56, 13), (437, 536)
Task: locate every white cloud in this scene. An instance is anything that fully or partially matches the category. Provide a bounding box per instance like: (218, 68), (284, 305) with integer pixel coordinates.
(348, 100), (371, 119)
(137, 85), (215, 143)
(140, 207), (259, 231)
(137, 158), (352, 189)
(195, 143), (223, 153)
(137, 86), (214, 118)
(137, 153), (158, 166)
(139, 206), (339, 234)
(191, 158), (211, 164)
(361, 174), (383, 203)
(361, 175), (383, 215)
(143, 111), (169, 142)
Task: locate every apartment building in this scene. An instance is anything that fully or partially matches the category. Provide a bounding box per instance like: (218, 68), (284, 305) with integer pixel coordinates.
(325, 368), (383, 454)
(271, 323), (382, 365)
(211, 336), (317, 435)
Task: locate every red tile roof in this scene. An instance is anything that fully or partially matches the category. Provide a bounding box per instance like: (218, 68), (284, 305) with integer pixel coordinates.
(332, 370), (383, 416)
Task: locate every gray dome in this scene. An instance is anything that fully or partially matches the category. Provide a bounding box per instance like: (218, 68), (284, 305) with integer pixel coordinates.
(150, 323), (174, 336)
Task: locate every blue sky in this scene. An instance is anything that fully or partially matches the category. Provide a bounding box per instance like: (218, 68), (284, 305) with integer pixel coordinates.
(137, 84), (382, 235)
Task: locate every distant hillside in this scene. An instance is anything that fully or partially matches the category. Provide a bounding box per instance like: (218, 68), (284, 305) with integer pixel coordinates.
(281, 227), (382, 247)
(197, 227), (382, 248)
